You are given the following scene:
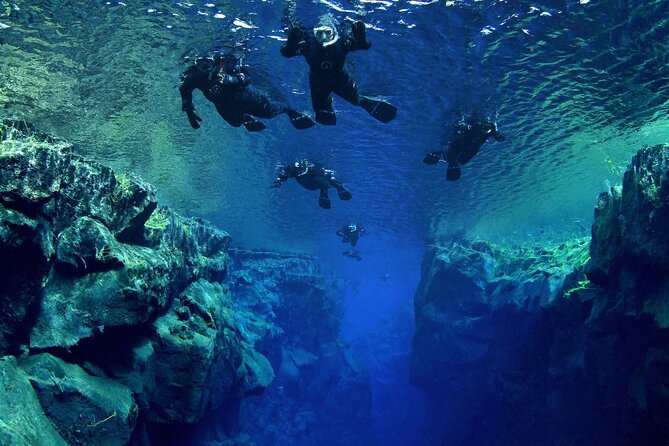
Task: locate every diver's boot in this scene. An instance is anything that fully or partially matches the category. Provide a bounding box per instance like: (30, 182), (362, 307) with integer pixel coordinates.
(359, 96), (397, 123)
(286, 110), (315, 130)
(423, 151), (442, 165)
(446, 163), (461, 181)
(243, 115), (266, 132)
(335, 185), (353, 201)
(318, 189), (332, 209)
(315, 97), (336, 125)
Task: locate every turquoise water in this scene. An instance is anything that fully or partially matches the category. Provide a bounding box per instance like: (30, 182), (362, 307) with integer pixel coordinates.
(2, 1), (669, 443)
(3, 0), (668, 255)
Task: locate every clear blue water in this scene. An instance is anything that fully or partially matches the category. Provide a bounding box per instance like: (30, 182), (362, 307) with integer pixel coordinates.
(2, 0), (669, 444)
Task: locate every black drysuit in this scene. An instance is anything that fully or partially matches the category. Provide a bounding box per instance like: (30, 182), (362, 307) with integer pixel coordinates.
(179, 58), (313, 131)
(272, 161), (352, 209)
(280, 22), (396, 124)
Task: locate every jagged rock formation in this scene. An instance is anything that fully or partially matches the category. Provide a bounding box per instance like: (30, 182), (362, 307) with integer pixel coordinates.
(230, 250), (373, 446)
(0, 121), (273, 445)
(411, 144), (669, 446)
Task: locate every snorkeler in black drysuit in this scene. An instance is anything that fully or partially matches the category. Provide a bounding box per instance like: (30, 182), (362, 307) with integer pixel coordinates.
(179, 53), (314, 132)
(271, 159), (352, 209)
(336, 223), (365, 247)
(423, 115), (505, 181)
(279, 14), (397, 125)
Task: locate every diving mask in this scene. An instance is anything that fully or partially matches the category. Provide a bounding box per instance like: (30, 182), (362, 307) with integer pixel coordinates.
(314, 25), (338, 46)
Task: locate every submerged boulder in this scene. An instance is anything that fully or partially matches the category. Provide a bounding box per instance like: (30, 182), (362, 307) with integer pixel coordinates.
(21, 353), (137, 446)
(150, 279), (273, 424)
(0, 356), (68, 446)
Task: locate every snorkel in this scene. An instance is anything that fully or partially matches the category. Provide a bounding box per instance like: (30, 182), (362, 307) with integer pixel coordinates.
(313, 14), (339, 47)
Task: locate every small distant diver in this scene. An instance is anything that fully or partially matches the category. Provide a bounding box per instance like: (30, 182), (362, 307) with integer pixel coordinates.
(423, 114), (505, 181)
(271, 159), (352, 209)
(342, 249), (362, 261)
(280, 14), (397, 125)
(336, 223), (365, 247)
(179, 52), (315, 132)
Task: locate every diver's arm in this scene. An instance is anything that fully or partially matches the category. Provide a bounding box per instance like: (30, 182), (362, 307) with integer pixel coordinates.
(348, 21), (372, 51)
(271, 171), (292, 188)
(179, 69), (201, 112)
(280, 26), (307, 57)
(179, 70), (204, 128)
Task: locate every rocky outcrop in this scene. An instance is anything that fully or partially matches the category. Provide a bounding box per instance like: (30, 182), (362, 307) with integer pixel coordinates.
(411, 144), (669, 446)
(586, 144), (669, 327)
(230, 250), (373, 446)
(0, 121), (272, 445)
(0, 356), (68, 446)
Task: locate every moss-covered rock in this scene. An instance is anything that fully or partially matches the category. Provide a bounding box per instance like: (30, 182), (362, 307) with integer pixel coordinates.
(0, 356), (68, 446)
(586, 144), (669, 325)
(150, 279), (273, 424)
(21, 353), (137, 446)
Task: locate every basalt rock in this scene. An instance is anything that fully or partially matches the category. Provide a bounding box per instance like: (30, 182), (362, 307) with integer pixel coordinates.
(21, 353), (138, 446)
(412, 144), (669, 446)
(0, 356), (68, 446)
(0, 122), (271, 446)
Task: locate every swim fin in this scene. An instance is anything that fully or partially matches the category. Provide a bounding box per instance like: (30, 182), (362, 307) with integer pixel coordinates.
(287, 110), (315, 130)
(243, 116), (266, 132)
(336, 186), (353, 201)
(319, 189), (332, 209)
(316, 110), (336, 125)
(423, 151), (442, 165)
(446, 164), (461, 181)
(360, 96), (397, 123)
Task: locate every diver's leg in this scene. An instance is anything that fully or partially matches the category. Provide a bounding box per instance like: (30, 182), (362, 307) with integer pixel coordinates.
(214, 103), (244, 128)
(310, 77), (336, 125)
(241, 87), (314, 129)
(333, 70), (397, 123)
(332, 70), (361, 105)
(446, 163), (461, 181)
(331, 179), (352, 200)
(318, 189), (332, 209)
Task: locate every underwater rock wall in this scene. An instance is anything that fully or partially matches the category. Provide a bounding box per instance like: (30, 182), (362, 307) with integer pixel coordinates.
(411, 144), (669, 446)
(229, 249), (373, 446)
(0, 121), (279, 446)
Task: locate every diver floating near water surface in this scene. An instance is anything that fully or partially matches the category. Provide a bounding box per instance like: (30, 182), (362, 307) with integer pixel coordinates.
(280, 14), (397, 125)
(179, 52), (315, 132)
(271, 160), (353, 209)
(423, 114), (505, 181)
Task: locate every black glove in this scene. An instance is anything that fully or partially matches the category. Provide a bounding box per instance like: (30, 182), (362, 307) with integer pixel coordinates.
(236, 72), (249, 87)
(352, 21), (371, 49)
(287, 27), (304, 45)
(186, 109), (202, 129)
(271, 178), (282, 188)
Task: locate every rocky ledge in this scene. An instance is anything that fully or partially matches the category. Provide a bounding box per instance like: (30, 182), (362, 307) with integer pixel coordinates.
(0, 121), (270, 446)
(411, 145), (669, 446)
(0, 120), (371, 446)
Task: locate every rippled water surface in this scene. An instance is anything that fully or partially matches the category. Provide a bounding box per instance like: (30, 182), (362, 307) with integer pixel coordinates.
(2, 0), (669, 254)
